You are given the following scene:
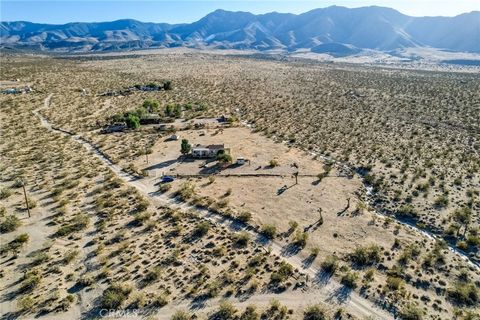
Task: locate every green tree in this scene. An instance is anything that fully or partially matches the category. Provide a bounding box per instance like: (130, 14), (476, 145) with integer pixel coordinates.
(163, 80), (173, 90)
(217, 152), (232, 163)
(165, 104), (182, 118)
(142, 99), (159, 112)
(180, 139), (191, 155)
(125, 114), (140, 129)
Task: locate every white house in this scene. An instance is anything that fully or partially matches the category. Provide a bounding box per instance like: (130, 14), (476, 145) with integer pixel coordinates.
(192, 144), (229, 158)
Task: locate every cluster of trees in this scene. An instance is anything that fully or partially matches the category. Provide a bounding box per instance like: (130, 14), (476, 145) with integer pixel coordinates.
(133, 80), (172, 91)
(110, 97), (211, 130)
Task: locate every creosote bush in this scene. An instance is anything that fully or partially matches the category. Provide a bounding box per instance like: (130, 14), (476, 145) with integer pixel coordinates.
(0, 215), (21, 233)
(261, 224), (277, 239)
(304, 304), (327, 320)
(101, 282), (132, 309)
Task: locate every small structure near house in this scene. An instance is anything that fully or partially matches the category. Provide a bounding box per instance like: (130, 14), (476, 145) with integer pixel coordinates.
(236, 157), (246, 165)
(139, 114), (162, 125)
(1, 88), (18, 94)
(101, 122), (127, 134)
(218, 115), (228, 123)
(192, 144), (229, 158)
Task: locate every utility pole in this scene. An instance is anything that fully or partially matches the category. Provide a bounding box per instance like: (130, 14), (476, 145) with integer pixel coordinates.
(21, 179), (31, 218)
(293, 171), (299, 185)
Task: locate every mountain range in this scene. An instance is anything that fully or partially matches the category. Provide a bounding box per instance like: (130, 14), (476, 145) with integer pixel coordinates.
(1, 6), (479, 54)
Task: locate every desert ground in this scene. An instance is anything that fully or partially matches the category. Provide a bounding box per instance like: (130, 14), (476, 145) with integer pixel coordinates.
(1, 50), (479, 320)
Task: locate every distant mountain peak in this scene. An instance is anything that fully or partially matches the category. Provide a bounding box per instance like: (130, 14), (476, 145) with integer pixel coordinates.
(1, 6), (478, 53)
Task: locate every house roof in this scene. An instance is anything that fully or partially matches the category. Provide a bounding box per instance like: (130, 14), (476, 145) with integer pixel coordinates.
(193, 144), (224, 150)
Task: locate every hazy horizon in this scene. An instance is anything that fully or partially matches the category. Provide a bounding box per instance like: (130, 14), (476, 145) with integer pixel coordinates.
(1, 0), (479, 24)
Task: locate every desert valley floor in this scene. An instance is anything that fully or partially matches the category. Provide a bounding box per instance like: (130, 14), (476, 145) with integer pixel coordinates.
(0, 50), (479, 320)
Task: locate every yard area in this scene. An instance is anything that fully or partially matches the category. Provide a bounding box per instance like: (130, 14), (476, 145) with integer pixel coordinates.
(134, 126), (415, 259)
(136, 126), (327, 177)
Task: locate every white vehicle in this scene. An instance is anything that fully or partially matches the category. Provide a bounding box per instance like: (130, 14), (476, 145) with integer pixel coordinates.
(236, 157), (246, 165)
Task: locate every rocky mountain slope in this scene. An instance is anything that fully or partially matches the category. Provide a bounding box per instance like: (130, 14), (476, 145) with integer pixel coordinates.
(1, 6), (479, 53)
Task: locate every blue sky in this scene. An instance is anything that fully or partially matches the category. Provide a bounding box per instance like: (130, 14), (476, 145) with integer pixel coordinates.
(1, 0), (479, 23)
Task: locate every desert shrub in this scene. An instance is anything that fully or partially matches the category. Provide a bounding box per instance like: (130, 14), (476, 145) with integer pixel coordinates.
(0, 215), (21, 233)
(217, 153), (232, 163)
(135, 198), (149, 211)
(304, 304), (327, 320)
(31, 252), (49, 266)
(58, 294), (75, 311)
(269, 159), (279, 167)
(386, 276), (405, 291)
(447, 281), (479, 306)
(321, 255), (338, 273)
(399, 245), (421, 265)
(396, 205), (418, 219)
(171, 310), (191, 320)
(456, 241), (468, 250)
(101, 282), (132, 309)
(364, 268), (375, 282)
(17, 295), (35, 311)
(214, 301), (237, 320)
(261, 224), (277, 239)
(216, 198), (229, 208)
(350, 244), (381, 267)
(193, 221), (210, 237)
(20, 269), (41, 293)
(125, 114), (140, 129)
(271, 261), (293, 283)
(316, 172), (328, 182)
(398, 303), (424, 320)
(1, 233), (29, 254)
(240, 305), (259, 320)
(26, 197), (36, 209)
(145, 266), (163, 283)
(142, 99), (159, 112)
(292, 230), (308, 248)
(158, 183), (172, 193)
(434, 194), (449, 208)
(233, 232), (250, 247)
(132, 211), (151, 226)
(55, 214), (89, 237)
(63, 249), (79, 264)
(206, 280), (221, 298)
(341, 271), (359, 289)
(12, 178), (24, 188)
(238, 211), (252, 223)
(78, 275), (94, 287)
(0, 187), (12, 199)
(177, 182), (195, 200)
(151, 293), (169, 307)
(288, 220), (298, 232)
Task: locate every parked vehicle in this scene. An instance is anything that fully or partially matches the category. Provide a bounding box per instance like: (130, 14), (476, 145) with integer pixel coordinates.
(161, 176), (174, 183)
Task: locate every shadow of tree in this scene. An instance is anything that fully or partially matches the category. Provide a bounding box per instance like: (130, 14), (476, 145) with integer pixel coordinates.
(314, 270), (333, 286)
(281, 243), (301, 257)
(327, 285), (352, 304)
